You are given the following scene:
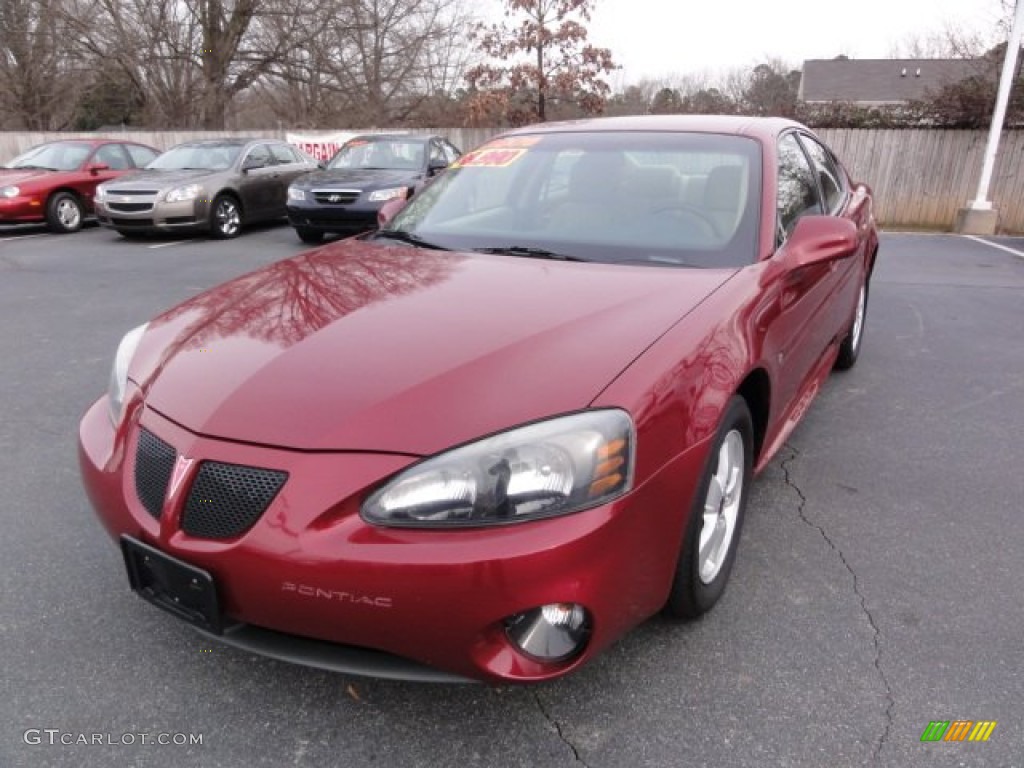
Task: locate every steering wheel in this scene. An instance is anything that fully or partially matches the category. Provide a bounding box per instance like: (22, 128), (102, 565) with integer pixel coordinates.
(650, 204), (721, 238)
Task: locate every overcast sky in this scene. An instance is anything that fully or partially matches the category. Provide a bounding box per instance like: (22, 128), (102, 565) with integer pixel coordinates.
(586, 0), (1011, 85)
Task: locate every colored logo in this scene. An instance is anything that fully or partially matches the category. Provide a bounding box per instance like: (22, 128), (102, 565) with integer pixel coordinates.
(920, 720), (997, 742)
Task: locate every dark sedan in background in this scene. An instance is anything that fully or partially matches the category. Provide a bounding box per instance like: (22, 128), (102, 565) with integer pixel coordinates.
(285, 134), (461, 243)
(94, 139), (320, 239)
(0, 139), (159, 233)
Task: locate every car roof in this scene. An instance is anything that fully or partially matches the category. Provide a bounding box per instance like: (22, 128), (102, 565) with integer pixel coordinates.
(170, 138), (271, 148)
(347, 134), (435, 144)
(499, 114), (807, 142)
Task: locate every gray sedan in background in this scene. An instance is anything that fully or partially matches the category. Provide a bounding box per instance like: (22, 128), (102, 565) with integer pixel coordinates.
(94, 139), (320, 239)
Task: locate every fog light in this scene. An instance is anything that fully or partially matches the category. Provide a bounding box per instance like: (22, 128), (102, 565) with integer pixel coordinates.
(505, 603), (591, 662)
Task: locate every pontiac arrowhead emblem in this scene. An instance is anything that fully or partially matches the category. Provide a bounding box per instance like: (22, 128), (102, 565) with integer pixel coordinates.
(168, 455), (195, 499)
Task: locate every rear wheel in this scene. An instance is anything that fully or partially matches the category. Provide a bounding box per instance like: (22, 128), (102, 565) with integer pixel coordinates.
(295, 227), (323, 244)
(46, 192), (83, 233)
(665, 396), (753, 619)
(209, 194), (242, 239)
(835, 281), (868, 370)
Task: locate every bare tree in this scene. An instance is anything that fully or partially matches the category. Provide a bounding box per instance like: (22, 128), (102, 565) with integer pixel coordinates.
(61, 0), (330, 129)
(0, 0), (81, 129)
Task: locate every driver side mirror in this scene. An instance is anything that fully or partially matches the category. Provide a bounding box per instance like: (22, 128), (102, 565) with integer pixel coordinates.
(377, 197), (408, 228)
(242, 156), (265, 173)
(785, 216), (858, 270)
(86, 163), (110, 175)
(427, 159), (448, 176)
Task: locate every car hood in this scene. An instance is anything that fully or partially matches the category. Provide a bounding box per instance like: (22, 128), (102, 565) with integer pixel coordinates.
(293, 168), (422, 190)
(133, 240), (735, 454)
(0, 168), (62, 185)
(105, 169), (219, 189)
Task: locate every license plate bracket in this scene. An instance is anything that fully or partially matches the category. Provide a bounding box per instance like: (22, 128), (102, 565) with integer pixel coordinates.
(121, 536), (222, 634)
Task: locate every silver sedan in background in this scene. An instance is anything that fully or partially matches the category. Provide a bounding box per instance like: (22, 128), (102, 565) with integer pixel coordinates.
(95, 139), (320, 239)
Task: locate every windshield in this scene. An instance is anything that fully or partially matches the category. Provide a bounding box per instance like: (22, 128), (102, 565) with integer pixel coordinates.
(147, 144), (241, 171)
(328, 138), (426, 171)
(4, 142), (92, 171)
(385, 132), (762, 268)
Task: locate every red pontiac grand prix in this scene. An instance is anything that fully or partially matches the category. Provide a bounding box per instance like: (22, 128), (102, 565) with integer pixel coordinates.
(79, 116), (878, 683)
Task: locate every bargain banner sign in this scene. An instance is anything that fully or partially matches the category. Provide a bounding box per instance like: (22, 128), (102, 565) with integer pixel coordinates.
(286, 132), (358, 163)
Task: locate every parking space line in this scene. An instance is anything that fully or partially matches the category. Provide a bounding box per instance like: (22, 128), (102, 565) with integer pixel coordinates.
(964, 235), (1024, 261)
(0, 234), (48, 243)
(148, 241), (188, 250)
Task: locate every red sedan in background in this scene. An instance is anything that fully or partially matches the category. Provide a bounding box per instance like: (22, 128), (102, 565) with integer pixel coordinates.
(79, 116), (878, 683)
(0, 139), (159, 233)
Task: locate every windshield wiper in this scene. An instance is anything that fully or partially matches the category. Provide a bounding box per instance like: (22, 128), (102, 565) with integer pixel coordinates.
(372, 229), (448, 250)
(10, 164), (55, 171)
(473, 245), (587, 262)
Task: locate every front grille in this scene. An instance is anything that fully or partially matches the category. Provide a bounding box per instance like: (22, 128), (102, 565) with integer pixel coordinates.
(108, 202), (153, 213)
(106, 189), (160, 196)
(134, 429), (177, 519)
(181, 462), (287, 539)
(165, 216), (197, 225)
(313, 190), (360, 205)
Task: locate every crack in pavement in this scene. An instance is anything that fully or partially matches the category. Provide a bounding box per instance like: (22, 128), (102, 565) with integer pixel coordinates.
(781, 444), (895, 765)
(532, 690), (589, 767)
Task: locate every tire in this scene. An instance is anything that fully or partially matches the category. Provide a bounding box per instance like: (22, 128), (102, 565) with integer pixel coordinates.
(295, 227), (323, 244)
(834, 280), (868, 370)
(665, 396), (753, 620)
(46, 191), (84, 234)
(209, 194), (242, 239)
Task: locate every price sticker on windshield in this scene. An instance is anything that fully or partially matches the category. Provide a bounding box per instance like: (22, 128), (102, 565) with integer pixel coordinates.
(452, 147), (527, 168)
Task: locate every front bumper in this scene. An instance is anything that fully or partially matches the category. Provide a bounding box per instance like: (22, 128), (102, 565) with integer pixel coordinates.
(79, 395), (702, 683)
(286, 200), (379, 234)
(0, 195), (45, 224)
(96, 198), (210, 233)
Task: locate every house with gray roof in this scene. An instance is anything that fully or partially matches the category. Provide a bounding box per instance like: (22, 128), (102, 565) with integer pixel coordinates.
(799, 58), (986, 105)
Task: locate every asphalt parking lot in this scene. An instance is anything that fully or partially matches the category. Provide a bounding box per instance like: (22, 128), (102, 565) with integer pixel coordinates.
(1, 223), (1022, 768)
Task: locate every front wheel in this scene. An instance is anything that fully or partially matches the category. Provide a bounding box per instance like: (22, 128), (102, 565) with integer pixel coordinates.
(46, 192), (84, 233)
(834, 281), (868, 370)
(295, 227), (323, 244)
(665, 396), (753, 620)
(209, 195), (242, 239)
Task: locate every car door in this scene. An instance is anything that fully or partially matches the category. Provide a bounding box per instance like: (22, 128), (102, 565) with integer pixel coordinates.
(75, 144), (130, 209)
(268, 143), (309, 214)
(760, 132), (844, 412)
(237, 144), (276, 220)
(795, 132), (869, 338)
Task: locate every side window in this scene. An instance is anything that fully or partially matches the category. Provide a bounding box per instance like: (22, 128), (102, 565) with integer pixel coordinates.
(269, 143), (298, 165)
(125, 144), (158, 168)
(442, 141), (461, 165)
(93, 144), (131, 170)
(777, 133), (823, 242)
(429, 141), (447, 167)
(244, 145), (272, 169)
(799, 135), (845, 214)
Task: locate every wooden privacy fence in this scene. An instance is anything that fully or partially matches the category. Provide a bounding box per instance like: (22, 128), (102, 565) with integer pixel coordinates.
(1, 127), (1022, 232)
(818, 129), (1024, 234)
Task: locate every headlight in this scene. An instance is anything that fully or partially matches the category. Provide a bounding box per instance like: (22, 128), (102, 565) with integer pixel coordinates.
(368, 187), (408, 203)
(287, 186), (306, 202)
(108, 323), (148, 425)
(0, 185), (19, 198)
(165, 184), (202, 203)
(94, 185), (107, 202)
(362, 410), (634, 528)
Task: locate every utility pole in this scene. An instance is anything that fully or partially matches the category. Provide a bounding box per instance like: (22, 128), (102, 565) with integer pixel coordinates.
(955, 0), (1024, 234)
